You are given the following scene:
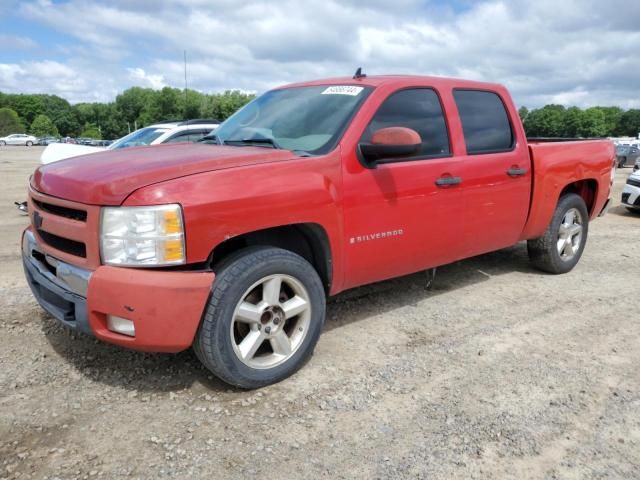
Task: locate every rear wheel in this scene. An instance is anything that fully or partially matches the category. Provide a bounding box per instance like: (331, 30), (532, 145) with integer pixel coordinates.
(618, 157), (626, 167)
(527, 193), (589, 274)
(194, 247), (326, 389)
(26, 141), (33, 147)
(0, 141), (5, 147)
(627, 207), (640, 215)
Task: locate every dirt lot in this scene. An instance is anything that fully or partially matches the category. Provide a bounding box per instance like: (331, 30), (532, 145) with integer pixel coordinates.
(1, 146), (639, 480)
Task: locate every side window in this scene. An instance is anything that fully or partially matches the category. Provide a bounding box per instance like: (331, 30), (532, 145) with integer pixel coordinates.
(453, 90), (514, 154)
(363, 88), (450, 158)
(188, 130), (211, 142)
(164, 132), (193, 144)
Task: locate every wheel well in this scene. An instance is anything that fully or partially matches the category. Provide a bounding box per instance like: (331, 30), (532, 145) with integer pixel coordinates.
(209, 224), (333, 292)
(560, 179), (598, 215)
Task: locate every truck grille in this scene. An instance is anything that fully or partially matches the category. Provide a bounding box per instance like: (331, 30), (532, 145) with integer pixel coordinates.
(36, 229), (87, 258)
(28, 189), (101, 269)
(32, 199), (87, 222)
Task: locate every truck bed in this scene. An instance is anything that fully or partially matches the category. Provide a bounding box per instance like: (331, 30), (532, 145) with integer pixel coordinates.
(520, 139), (615, 240)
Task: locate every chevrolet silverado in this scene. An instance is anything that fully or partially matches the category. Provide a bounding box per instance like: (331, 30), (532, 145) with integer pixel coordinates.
(22, 74), (615, 388)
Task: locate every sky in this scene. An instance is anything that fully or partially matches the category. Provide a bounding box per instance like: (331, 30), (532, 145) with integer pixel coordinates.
(0, 0), (639, 109)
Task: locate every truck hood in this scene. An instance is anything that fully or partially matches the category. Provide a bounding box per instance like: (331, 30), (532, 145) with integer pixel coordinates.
(32, 143), (297, 205)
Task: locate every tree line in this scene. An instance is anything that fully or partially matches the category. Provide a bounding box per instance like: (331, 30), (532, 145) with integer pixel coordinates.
(1, 85), (639, 140)
(519, 105), (640, 138)
(0, 87), (255, 139)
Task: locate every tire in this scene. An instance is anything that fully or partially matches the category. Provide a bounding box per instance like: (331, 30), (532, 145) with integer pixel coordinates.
(26, 141), (33, 147)
(194, 246), (326, 389)
(618, 157), (626, 168)
(627, 207), (640, 215)
(527, 193), (589, 274)
(0, 141), (5, 147)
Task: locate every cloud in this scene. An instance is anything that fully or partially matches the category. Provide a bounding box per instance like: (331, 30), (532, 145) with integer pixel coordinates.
(127, 67), (166, 89)
(0, 34), (37, 49)
(5, 0), (640, 108)
(0, 60), (119, 103)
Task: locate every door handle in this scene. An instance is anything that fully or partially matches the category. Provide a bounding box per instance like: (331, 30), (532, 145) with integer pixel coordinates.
(435, 176), (462, 187)
(507, 167), (528, 177)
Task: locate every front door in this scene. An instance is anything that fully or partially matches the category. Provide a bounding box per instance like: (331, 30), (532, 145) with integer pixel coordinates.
(341, 87), (466, 289)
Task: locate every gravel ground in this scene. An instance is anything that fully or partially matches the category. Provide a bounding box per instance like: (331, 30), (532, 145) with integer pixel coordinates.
(1, 147), (639, 480)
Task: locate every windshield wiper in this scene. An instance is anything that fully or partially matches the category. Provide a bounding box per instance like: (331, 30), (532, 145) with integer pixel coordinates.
(293, 150), (313, 157)
(198, 133), (222, 145)
(223, 137), (282, 149)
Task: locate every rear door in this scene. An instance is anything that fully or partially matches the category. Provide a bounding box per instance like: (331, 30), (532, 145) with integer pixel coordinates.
(452, 89), (531, 257)
(341, 87), (466, 289)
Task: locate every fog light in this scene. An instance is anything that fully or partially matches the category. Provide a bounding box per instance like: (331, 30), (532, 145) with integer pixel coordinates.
(107, 315), (135, 337)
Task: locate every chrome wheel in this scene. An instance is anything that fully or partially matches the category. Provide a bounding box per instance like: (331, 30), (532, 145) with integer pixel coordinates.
(230, 274), (311, 369)
(557, 208), (583, 261)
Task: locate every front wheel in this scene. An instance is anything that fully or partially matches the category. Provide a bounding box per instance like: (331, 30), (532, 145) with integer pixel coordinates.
(194, 247), (326, 389)
(26, 141), (33, 147)
(527, 193), (589, 274)
(618, 157), (626, 168)
(0, 141), (5, 147)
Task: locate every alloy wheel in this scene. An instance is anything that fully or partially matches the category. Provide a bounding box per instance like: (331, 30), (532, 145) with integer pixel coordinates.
(230, 274), (311, 369)
(557, 208), (583, 261)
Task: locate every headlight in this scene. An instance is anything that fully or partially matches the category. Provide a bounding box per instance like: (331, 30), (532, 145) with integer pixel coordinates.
(100, 204), (185, 266)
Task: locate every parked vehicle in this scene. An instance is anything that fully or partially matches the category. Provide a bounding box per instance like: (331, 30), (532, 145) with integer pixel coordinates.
(633, 157), (639, 172)
(616, 144), (640, 167)
(76, 137), (98, 146)
(37, 137), (60, 146)
(40, 120), (220, 164)
(0, 134), (37, 146)
(622, 170), (640, 213)
(22, 74), (615, 388)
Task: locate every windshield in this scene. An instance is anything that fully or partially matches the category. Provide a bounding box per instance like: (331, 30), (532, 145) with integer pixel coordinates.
(108, 127), (170, 150)
(212, 85), (372, 155)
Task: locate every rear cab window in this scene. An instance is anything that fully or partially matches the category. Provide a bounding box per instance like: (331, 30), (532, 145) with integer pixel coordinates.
(453, 90), (514, 155)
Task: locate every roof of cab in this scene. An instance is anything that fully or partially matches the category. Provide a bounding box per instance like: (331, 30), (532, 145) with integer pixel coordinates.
(277, 74), (505, 92)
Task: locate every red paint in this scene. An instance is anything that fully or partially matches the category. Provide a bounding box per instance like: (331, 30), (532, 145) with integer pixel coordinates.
(32, 143), (298, 205)
(371, 126), (421, 145)
(27, 74), (614, 353)
(87, 266), (213, 352)
(521, 140), (614, 238)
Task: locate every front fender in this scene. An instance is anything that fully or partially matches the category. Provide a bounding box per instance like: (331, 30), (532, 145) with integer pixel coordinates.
(123, 151), (345, 289)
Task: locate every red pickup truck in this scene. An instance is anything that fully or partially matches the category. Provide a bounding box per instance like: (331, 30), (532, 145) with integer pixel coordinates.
(22, 74), (615, 388)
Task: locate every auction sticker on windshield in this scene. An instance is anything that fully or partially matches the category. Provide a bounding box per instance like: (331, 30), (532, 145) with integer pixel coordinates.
(321, 86), (364, 96)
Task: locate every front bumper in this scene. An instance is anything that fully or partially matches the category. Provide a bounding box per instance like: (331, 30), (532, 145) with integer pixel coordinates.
(23, 228), (214, 352)
(23, 229), (93, 334)
(622, 183), (640, 209)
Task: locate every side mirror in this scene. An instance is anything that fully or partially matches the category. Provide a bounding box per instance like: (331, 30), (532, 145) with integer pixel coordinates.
(359, 127), (421, 167)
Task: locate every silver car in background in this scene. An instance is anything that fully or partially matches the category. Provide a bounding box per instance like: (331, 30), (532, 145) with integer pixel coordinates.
(0, 134), (37, 146)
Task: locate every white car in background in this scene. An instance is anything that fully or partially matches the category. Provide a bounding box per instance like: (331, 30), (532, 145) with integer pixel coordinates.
(40, 120), (219, 164)
(622, 170), (640, 214)
(0, 134), (37, 146)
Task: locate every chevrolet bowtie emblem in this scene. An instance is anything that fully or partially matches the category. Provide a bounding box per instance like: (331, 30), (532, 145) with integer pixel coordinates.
(33, 210), (43, 229)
